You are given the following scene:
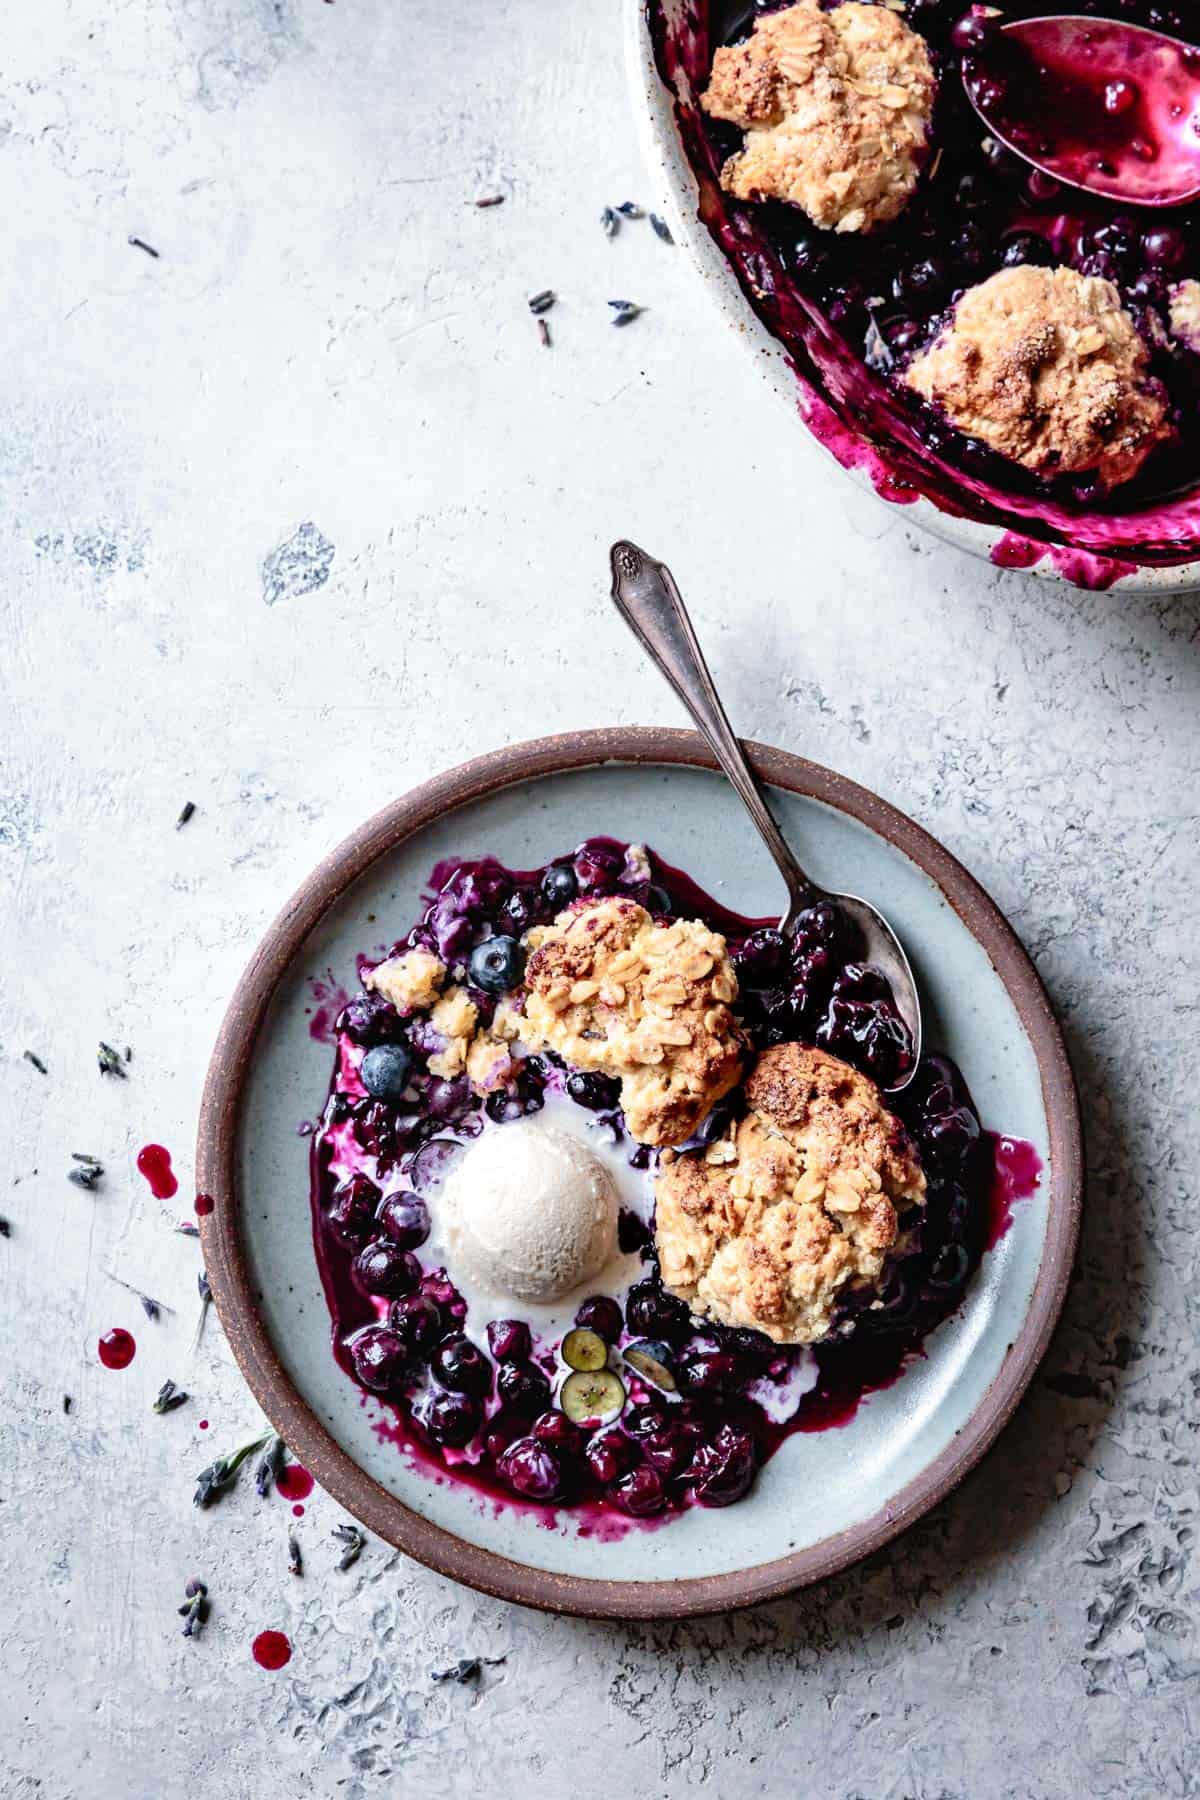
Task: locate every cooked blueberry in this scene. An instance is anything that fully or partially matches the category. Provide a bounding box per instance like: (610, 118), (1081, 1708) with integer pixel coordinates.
(639, 1424), (697, 1479)
(487, 1317), (533, 1363)
(892, 256), (947, 306)
(413, 1386), (481, 1449)
(622, 1399), (669, 1440)
(1000, 232), (1051, 269)
(500, 888), (539, 935)
(951, 11), (1000, 51)
(791, 900), (853, 958)
(677, 1346), (739, 1395)
(574, 1295), (624, 1342)
(1143, 225), (1188, 270)
(625, 1278), (691, 1344)
(686, 1423), (757, 1507)
(348, 1325), (410, 1393)
(483, 1407), (527, 1461)
(468, 935), (526, 995)
(421, 1268), (468, 1329)
(733, 927), (786, 987)
(497, 1436), (563, 1501)
(584, 1430), (635, 1485)
(387, 1292), (443, 1357)
(360, 1043), (413, 1102)
(325, 1173), (380, 1249)
(566, 1070), (622, 1112)
(376, 1191), (430, 1249)
(337, 992), (403, 1047)
(532, 1409), (585, 1455)
(614, 1464), (666, 1517)
(431, 1333), (493, 1397)
(353, 1240), (421, 1298)
(540, 863), (578, 908)
(573, 843), (623, 894)
(496, 1360), (552, 1416)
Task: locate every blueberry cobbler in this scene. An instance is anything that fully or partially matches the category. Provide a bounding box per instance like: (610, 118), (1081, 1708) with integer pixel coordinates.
(311, 838), (1037, 1526)
(650, 0), (1200, 579)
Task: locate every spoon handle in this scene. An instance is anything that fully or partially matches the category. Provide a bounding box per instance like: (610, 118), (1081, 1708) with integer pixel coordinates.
(609, 540), (815, 923)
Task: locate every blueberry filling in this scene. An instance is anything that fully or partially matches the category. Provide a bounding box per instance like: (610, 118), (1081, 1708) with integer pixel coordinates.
(311, 837), (1036, 1523)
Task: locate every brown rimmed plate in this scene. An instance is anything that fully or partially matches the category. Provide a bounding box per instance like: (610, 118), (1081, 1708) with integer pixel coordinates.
(197, 728), (1082, 1619)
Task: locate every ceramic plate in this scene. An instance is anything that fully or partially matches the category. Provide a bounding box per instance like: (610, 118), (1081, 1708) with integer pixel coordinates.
(197, 729), (1081, 1619)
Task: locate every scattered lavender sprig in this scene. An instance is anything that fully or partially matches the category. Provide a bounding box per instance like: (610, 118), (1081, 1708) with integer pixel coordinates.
(178, 1578), (209, 1637)
(68, 1155), (104, 1192)
(615, 201), (643, 219)
(193, 1432), (272, 1507)
(107, 1271), (173, 1320)
(23, 1050), (47, 1075)
(608, 299), (645, 327)
(97, 1042), (127, 1079)
(600, 205), (619, 238)
(192, 1271), (213, 1351)
(176, 800), (196, 829)
(153, 1379), (189, 1415)
(332, 1523), (365, 1571)
(255, 1435), (287, 1498)
(432, 1655), (507, 1684)
(527, 289), (555, 316)
(649, 213), (674, 244)
(288, 1533), (303, 1577)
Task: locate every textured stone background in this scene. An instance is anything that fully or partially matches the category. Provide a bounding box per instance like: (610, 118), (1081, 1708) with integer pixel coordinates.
(4, 2), (1200, 1795)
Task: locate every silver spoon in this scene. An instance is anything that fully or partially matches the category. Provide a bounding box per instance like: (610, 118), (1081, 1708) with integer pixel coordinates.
(609, 540), (922, 1092)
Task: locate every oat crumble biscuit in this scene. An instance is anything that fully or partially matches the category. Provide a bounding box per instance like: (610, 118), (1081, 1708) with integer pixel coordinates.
(1169, 279), (1200, 354)
(654, 1043), (925, 1344)
(365, 947), (447, 1013)
(519, 897), (745, 1147)
(701, 0), (935, 233)
(425, 986), (480, 1079)
(905, 264), (1170, 489)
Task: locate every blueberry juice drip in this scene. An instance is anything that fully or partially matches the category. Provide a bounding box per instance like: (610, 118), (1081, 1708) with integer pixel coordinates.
(310, 836), (1039, 1523)
(651, 0), (1200, 574)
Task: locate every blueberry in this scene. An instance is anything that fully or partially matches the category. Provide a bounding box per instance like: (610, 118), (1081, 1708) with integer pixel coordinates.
(360, 1043), (412, 1102)
(574, 1295), (624, 1343)
(377, 1191), (430, 1249)
(951, 12), (1000, 52)
(566, 1070), (622, 1113)
(625, 1279), (691, 1343)
(892, 257), (948, 307)
(348, 1325), (410, 1393)
(532, 1409), (585, 1455)
(413, 1386), (481, 1449)
(1143, 226), (1188, 271)
(353, 1240), (421, 1298)
(686, 1424), (757, 1508)
(677, 1346), (740, 1396)
(541, 863), (578, 908)
(468, 935), (526, 995)
(325, 1173), (380, 1249)
(733, 927), (786, 987)
(421, 1268), (468, 1330)
(639, 1425), (691, 1479)
(337, 992), (403, 1047)
(496, 1360), (552, 1415)
(497, 1436), (563, 1501)
(387, 1292), (442, 1357)
(573, 844), (623, 894)
(792, 900), (853, 958)
(487, 1317), (533, 1363)
(431, 1333), (493, 1397)
(614, 1465), (667, 1517)
(584, 1430), (635, 1485)
(500, 888), (539, 936)
(1000, 232), (1051, 269)
(952, 222), (990, 272)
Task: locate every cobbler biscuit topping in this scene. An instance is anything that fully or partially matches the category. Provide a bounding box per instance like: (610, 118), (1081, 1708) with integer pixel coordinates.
(654, 1043), (925, 1344)
(365, 947), (446, 1013)
(701, 0), (935, 233)
(904, 264), (1171, 490)
(1169, 279), (1200, 354)
(519, 897), (744, 1147)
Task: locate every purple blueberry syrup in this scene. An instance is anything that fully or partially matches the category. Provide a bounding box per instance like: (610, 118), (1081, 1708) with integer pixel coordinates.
(309, 836), (1043, 1528)
(648, 0), (1200, 584)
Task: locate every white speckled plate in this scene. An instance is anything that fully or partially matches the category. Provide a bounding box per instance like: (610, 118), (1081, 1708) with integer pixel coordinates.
(198, 729), (1081, 1618)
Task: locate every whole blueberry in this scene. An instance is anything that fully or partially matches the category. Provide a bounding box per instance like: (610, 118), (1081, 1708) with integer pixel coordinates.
(573, 843), (623, 895)
(733, 927), (786, 987)
(951, 11), (1001, 53)
(337, 992), (403, 1047)
(468, 935), (526, 996)
(353, 1239), (421, 1298)
(349, 1325), (410, 1393)
(1143, 225), (1188, 270)
(687, 1424), (757, 1508)
(497, 1437), (563, 1502)
(614, 1464), (667, 1517)
(377, 1190), (430, 1249)
(421, 1268), (468, 1330)
(360, 1043), (413, 1102)
(792, 900), (853, 958)
(622, 1399), (669, 1441)
(566, 1070), (623, 1113)
(541, 863), (578, 909)
(387, 1292), (443, 1358)
(892, 257), (947, 307)
(625, 1279), (691, 1344)
(414, 1386), (481, 1449)
(585, 1430), (635, 1485)
(431, 1333), (493, 1398)
(677, 1346), (740, 1396)
(575, 1295), (624, 1343)
(325, 1173), (381, 1249)
(500, 887), (539, 936)
(532, 1410), (585, 1455)
(496, 1360), (553, 1416)
(1001, 232), (1051, 269)
(487, 1317), (533, 1363)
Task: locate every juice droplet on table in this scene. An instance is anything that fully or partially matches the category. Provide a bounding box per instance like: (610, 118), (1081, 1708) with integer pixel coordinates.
(98, 1328), (136, 1370)
(137, 1144), (178, 1200)
(252, 1629), (292, 1670)
(277, 1463), (314, 1503)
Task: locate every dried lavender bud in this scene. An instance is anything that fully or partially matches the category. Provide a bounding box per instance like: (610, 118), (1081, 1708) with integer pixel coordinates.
(650, 213), (674, 244)
(0, 1217), (9, 1238)
(432, 1655), (506, 1684)
(537, 318), (551, 349)
(175, 1220), (200, 1238)
(107, 1271), (171, 1319)
(178, 1582), (209, 1637)
(608, 300), (645, 327)
(332, 1523), (365, 1571)
(97, 1042), (127, 1079)
(176, 801), (196, 829)
(288, 1533), (303, 1577)
(255, 1434), (287, 1498)
(474, 194), (504, 208)
(600, 206), (618, 238)
(616, 201), (643, 218)
(527, 289), (555, 315)
(68, 1157), (104, 1191)
(193, 1432), (272, 1507)
(23, 1050), (47, 1075)
(128, 235), (160, 258)
(153, 1379), (189, 1414)
(63, 1395), (72, 1414)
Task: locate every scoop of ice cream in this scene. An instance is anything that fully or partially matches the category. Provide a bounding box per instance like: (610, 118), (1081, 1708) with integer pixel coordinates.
(441, 1121), (618, 1304)
(701, 0), (935, 233)
(654, 1043), (925, 1345)
(904, 264), (1170, 490)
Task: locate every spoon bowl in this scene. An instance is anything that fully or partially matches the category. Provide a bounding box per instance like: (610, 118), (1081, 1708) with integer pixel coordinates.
(609, 541), (923, 1091)
(962, 13), (1200, 208)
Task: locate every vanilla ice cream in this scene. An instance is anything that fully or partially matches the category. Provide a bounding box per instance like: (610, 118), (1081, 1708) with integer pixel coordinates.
(441, 1120), (618, 1304)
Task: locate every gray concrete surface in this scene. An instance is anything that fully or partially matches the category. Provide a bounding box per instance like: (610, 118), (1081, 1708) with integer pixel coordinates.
(3, 2), (1199, 1795)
